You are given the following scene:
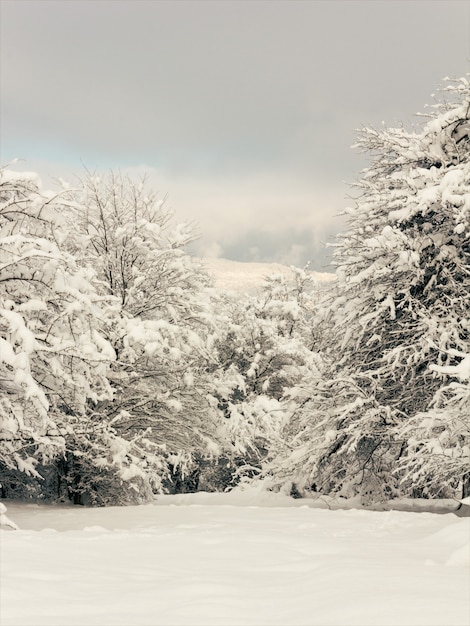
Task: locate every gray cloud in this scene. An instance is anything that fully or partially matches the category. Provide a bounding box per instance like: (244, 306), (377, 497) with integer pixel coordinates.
(1, 0), (468, 268)
(130, 165), (348, 268)
(212, 226), (341, 270)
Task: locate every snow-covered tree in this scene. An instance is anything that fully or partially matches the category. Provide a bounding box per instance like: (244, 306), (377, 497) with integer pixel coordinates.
(397, 362), (469, 498)
(65, 172), (212, 320)
(59, 172), (222, 502)
(0, 167), (113, 489)
(207, 267), (324, 488)
(269, 77), (470, 501)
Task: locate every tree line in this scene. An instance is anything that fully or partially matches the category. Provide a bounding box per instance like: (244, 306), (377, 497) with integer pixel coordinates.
(1, 77), (468, 505)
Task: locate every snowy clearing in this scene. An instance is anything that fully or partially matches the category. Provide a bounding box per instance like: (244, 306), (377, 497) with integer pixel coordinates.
(1, 490), (469, 626)
(202, 257), (336, 293)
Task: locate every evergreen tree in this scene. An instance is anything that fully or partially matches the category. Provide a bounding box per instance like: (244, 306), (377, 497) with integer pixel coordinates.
(269, 77), (470, 501)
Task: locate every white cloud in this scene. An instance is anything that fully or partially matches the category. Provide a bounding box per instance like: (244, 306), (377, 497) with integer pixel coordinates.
(200, 241), (223, 259)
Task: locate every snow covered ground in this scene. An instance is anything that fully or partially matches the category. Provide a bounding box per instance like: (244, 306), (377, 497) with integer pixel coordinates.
(202, 257), (336, 293)
(1, 490), (469, 626)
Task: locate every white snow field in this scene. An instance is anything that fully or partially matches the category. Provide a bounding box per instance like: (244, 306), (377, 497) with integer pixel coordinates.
(1, 490), (469, 626)
(202, 257), (336, 293)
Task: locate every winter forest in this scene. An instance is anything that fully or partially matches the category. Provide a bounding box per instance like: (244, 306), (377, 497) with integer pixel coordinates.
(1, 77), (469, 508)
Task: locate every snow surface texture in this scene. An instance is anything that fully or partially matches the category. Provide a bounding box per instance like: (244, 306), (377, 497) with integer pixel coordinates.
(203, 258), (336, 293)
(1, 490), (469, 626)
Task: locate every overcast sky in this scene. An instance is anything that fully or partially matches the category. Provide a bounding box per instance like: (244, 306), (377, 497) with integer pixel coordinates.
(1, 0), (469, 269)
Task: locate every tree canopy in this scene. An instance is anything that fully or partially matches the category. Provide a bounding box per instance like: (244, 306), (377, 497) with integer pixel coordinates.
(1, 77), (468, 505)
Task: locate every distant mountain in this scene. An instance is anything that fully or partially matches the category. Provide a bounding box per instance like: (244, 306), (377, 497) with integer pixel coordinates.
(201, 257), (336, 293)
